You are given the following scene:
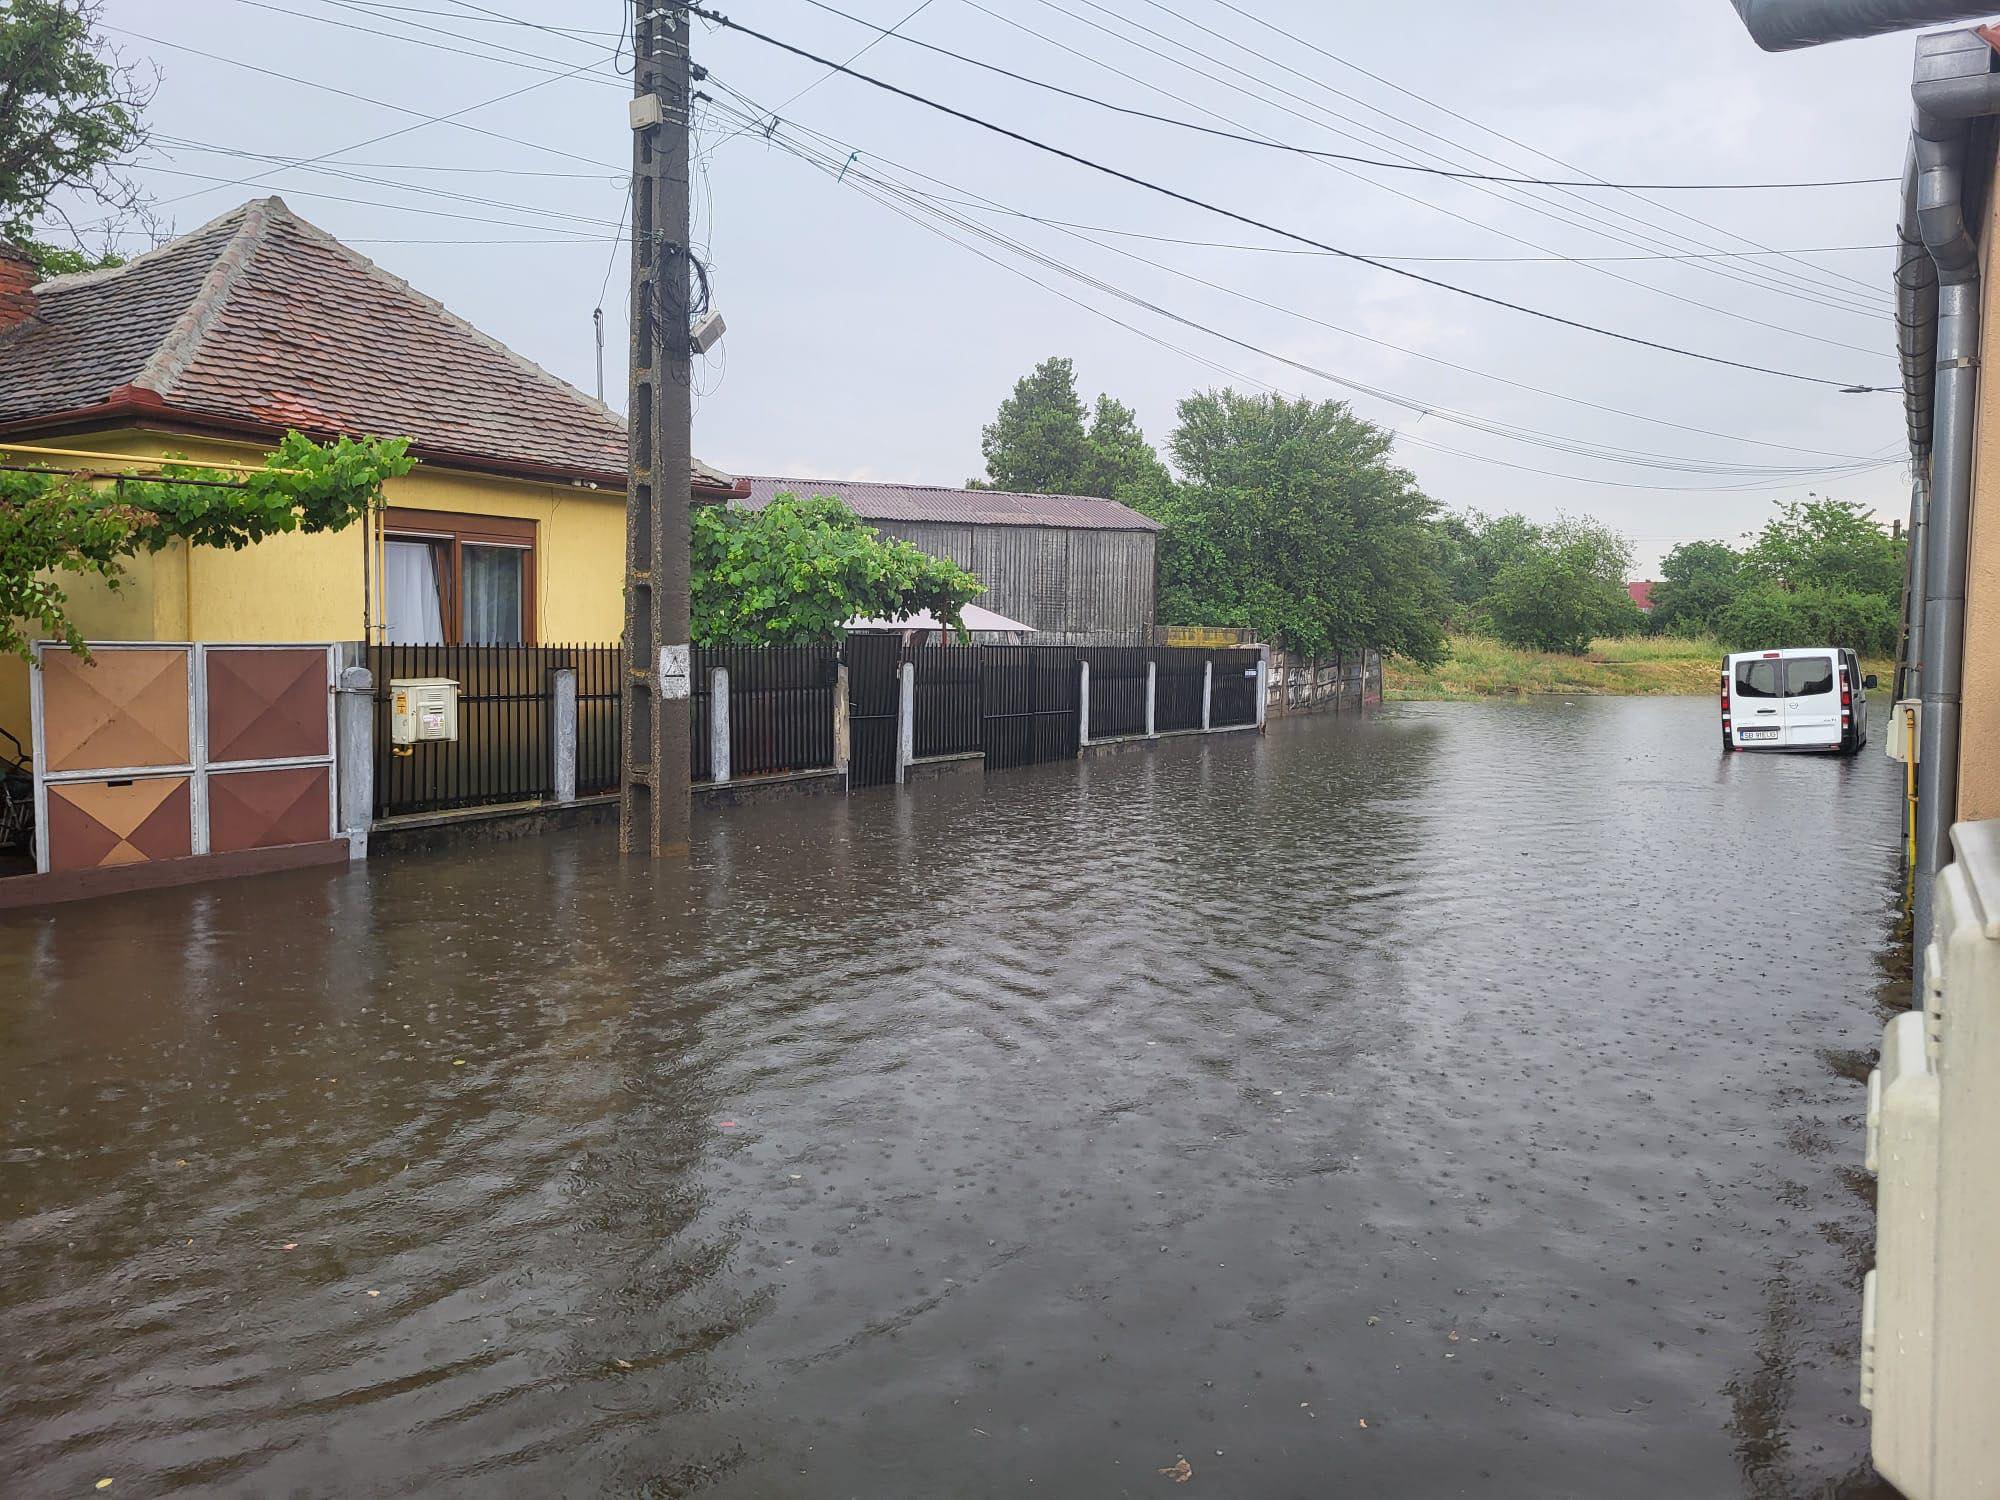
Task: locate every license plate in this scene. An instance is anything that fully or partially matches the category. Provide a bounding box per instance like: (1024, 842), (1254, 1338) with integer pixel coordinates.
(1740, 729), (1778, 741)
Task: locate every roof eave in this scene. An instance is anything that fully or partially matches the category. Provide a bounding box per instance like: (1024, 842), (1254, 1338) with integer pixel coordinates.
(0, 395), (745, 497)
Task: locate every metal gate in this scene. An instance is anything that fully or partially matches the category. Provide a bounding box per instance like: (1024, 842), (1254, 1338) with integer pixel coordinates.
(982, 646), (1079, 771)
(846, 635), (902, 789)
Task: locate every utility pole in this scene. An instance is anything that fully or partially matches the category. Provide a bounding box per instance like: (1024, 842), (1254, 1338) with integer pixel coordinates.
(622, 0), (695, 857)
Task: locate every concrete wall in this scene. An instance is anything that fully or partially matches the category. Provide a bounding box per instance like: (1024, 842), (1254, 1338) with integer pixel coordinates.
(1963, 153), (2000, 821)
(869, 520), (1156, 645)
(2, 425), (627, 745)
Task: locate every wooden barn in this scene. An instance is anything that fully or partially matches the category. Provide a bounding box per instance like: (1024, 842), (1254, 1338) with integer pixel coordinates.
(740, 477), (1159, 646)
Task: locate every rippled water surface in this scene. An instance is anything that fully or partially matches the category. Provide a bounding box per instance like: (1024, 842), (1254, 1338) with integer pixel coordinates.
(1, 698), (1908, 1497)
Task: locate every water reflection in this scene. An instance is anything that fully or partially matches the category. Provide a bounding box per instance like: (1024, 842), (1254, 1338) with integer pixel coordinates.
(0, 699), (1902, 1496)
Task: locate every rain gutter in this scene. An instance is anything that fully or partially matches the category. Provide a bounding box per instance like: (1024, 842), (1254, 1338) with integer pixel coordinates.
(1730, 1), (1996, 50)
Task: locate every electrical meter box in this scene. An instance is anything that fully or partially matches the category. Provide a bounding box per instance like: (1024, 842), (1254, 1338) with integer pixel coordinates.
(389, 677), (459, 745)
(1887, 698), (1921, 763)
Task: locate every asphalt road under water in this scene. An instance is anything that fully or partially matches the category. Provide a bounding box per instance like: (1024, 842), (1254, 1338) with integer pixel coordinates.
(0, 698), (1908, 1498)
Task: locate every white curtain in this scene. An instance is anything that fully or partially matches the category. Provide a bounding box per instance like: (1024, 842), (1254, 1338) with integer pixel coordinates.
(384, 539), (444, 645)
(461, 545), (524, 645)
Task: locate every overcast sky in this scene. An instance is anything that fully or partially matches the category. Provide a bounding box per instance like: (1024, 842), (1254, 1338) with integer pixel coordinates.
(70, 0), (1929, 572)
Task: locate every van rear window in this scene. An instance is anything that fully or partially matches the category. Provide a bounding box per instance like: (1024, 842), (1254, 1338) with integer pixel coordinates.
(1785, 657), (1835, 697)
(1735, 660), (1780, 698)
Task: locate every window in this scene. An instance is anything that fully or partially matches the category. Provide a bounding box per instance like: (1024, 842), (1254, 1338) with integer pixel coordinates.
(1785, 656), (1834, 698)
(381, 509), (536, 644)
(1735, 660), (1780, 698)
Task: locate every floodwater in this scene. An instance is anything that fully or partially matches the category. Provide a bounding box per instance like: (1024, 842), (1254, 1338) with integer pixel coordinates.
(1, 697), (1908, 1498)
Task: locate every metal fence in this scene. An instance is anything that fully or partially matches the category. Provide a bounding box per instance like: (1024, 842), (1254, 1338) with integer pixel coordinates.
(1210, 648), (1261, 728)
(1083, 646), (1149, 740)
(846, 635), (903, 789)
(982, 645), (1080, 771)
(1155, 648), (1207, 733)
(371, 643), (619, 818)
(913, 645), (982, 758)
(703, 644), (838, 779)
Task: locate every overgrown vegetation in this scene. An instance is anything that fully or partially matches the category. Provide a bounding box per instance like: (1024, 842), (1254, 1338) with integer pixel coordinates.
(1386, 634), (1726, 700)
(692, 493), (982, 646)
(1650, 496), (1903, 656)
(1, 433), (415, 660)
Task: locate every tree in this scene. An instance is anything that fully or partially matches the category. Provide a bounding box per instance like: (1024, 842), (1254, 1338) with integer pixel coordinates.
(1648, 539), (1743, 637)
(1742, 495), (1903, 599)
(976, 356), (1170, 506)
(3, 432), (414, 660)
(1480, 516), (1644, 655)
(1, 1), (153, 274)
(1433, 510), (1544, 623)
(692, 494), (983, 646)
(1156, 388), (1447, 663)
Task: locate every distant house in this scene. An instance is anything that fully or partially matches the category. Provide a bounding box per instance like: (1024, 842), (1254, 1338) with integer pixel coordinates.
(0, 196), (740, 744)
(742, 476), (1159, 645)
(1628, 580), (1656, 612)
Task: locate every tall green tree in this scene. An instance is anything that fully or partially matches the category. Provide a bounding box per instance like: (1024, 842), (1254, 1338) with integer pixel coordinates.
(691, 494), (982, 646)
(976, 356), (1169, 506)
(1156, 388), (1447, 663)
(1742, 495), (1902, 598)
(1433, 510), (1544, 622)
(1648, 539), (1743, 637)
(1480, 516), (1644, 655)
(1, 1), (152, 276)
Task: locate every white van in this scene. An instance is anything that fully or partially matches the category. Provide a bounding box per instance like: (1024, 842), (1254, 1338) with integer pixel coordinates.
(1721, 647), (1872, 754)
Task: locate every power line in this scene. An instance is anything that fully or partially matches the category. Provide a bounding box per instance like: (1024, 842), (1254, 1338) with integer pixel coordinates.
(775, 132), (1898, 493)
(790, 0), (1896, 192)
(996, 0), (1886, 322)
(1190, 0), (1886, 304)
(706, 84), (1877, 464)
(691, 8), (1890, 390)
(101, 25), (624, 176)
(711, 92), (1892, 480)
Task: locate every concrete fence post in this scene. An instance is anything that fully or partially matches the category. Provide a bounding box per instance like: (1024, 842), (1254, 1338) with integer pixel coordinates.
(1078, 657), (1091, 749)
(710, 665), (731, 784)
(334, 647), (373, 859)
(896, 660), (915, 784)
(1145, 660), (1157, 738)
(1256, 648), (1270, 731)
(551, 667), (578, 804)
(1201, 659), (1214, 732)
(833, 663), (851, 782)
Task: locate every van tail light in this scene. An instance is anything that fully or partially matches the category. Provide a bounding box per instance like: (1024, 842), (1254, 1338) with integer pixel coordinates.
(1720, 673), (1733, 737)
(1840, 668), (1853, 729)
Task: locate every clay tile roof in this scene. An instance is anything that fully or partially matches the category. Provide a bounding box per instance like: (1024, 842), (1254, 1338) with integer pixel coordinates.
(0, 198), (734, 493)
(739, 475), (1161, 531)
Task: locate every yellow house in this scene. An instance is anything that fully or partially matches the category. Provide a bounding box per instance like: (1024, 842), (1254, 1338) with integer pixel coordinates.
(0, 196), (741, 747)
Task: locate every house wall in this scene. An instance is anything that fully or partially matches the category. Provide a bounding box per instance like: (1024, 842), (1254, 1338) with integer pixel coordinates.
(869, 520), (1156, 646)
(2, 425), (628, 746)
(1962, 150), (2000, 822)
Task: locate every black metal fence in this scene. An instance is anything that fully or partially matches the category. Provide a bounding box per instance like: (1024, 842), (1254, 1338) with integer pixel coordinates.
(1083, 646), (1150, 740)
(1210, 648), (1261, 728)
(1155, 649), (1207, 733)
(982, 645), (1080, 771)
(372, 639), (1284, 820)
(913, 646), (982, 758)
(371, 643), (620, 818)
(704, 644), (838, 779)
(846, 635), (902, 789)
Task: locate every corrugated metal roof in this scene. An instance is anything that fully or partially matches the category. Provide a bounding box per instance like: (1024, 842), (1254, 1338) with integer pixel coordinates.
(740, 475), (1162, 532)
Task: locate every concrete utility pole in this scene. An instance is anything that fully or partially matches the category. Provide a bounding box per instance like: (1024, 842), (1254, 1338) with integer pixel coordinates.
(622, 0), (696, 857)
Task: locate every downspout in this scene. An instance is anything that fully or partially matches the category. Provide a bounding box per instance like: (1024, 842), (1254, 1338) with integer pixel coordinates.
(1907, 27), (2000, 973)
(1897, 140), (1936, 707)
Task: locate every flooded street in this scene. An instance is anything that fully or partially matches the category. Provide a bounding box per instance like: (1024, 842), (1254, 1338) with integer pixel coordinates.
(1, 698), (1905, 1498)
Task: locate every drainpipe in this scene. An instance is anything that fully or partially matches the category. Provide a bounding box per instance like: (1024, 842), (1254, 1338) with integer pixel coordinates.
(1729, 1), (1996, 50)
(1906, 28), (2000, 972)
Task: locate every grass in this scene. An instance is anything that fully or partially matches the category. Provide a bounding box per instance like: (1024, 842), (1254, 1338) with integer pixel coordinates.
(1387, 635), (1894, 701)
